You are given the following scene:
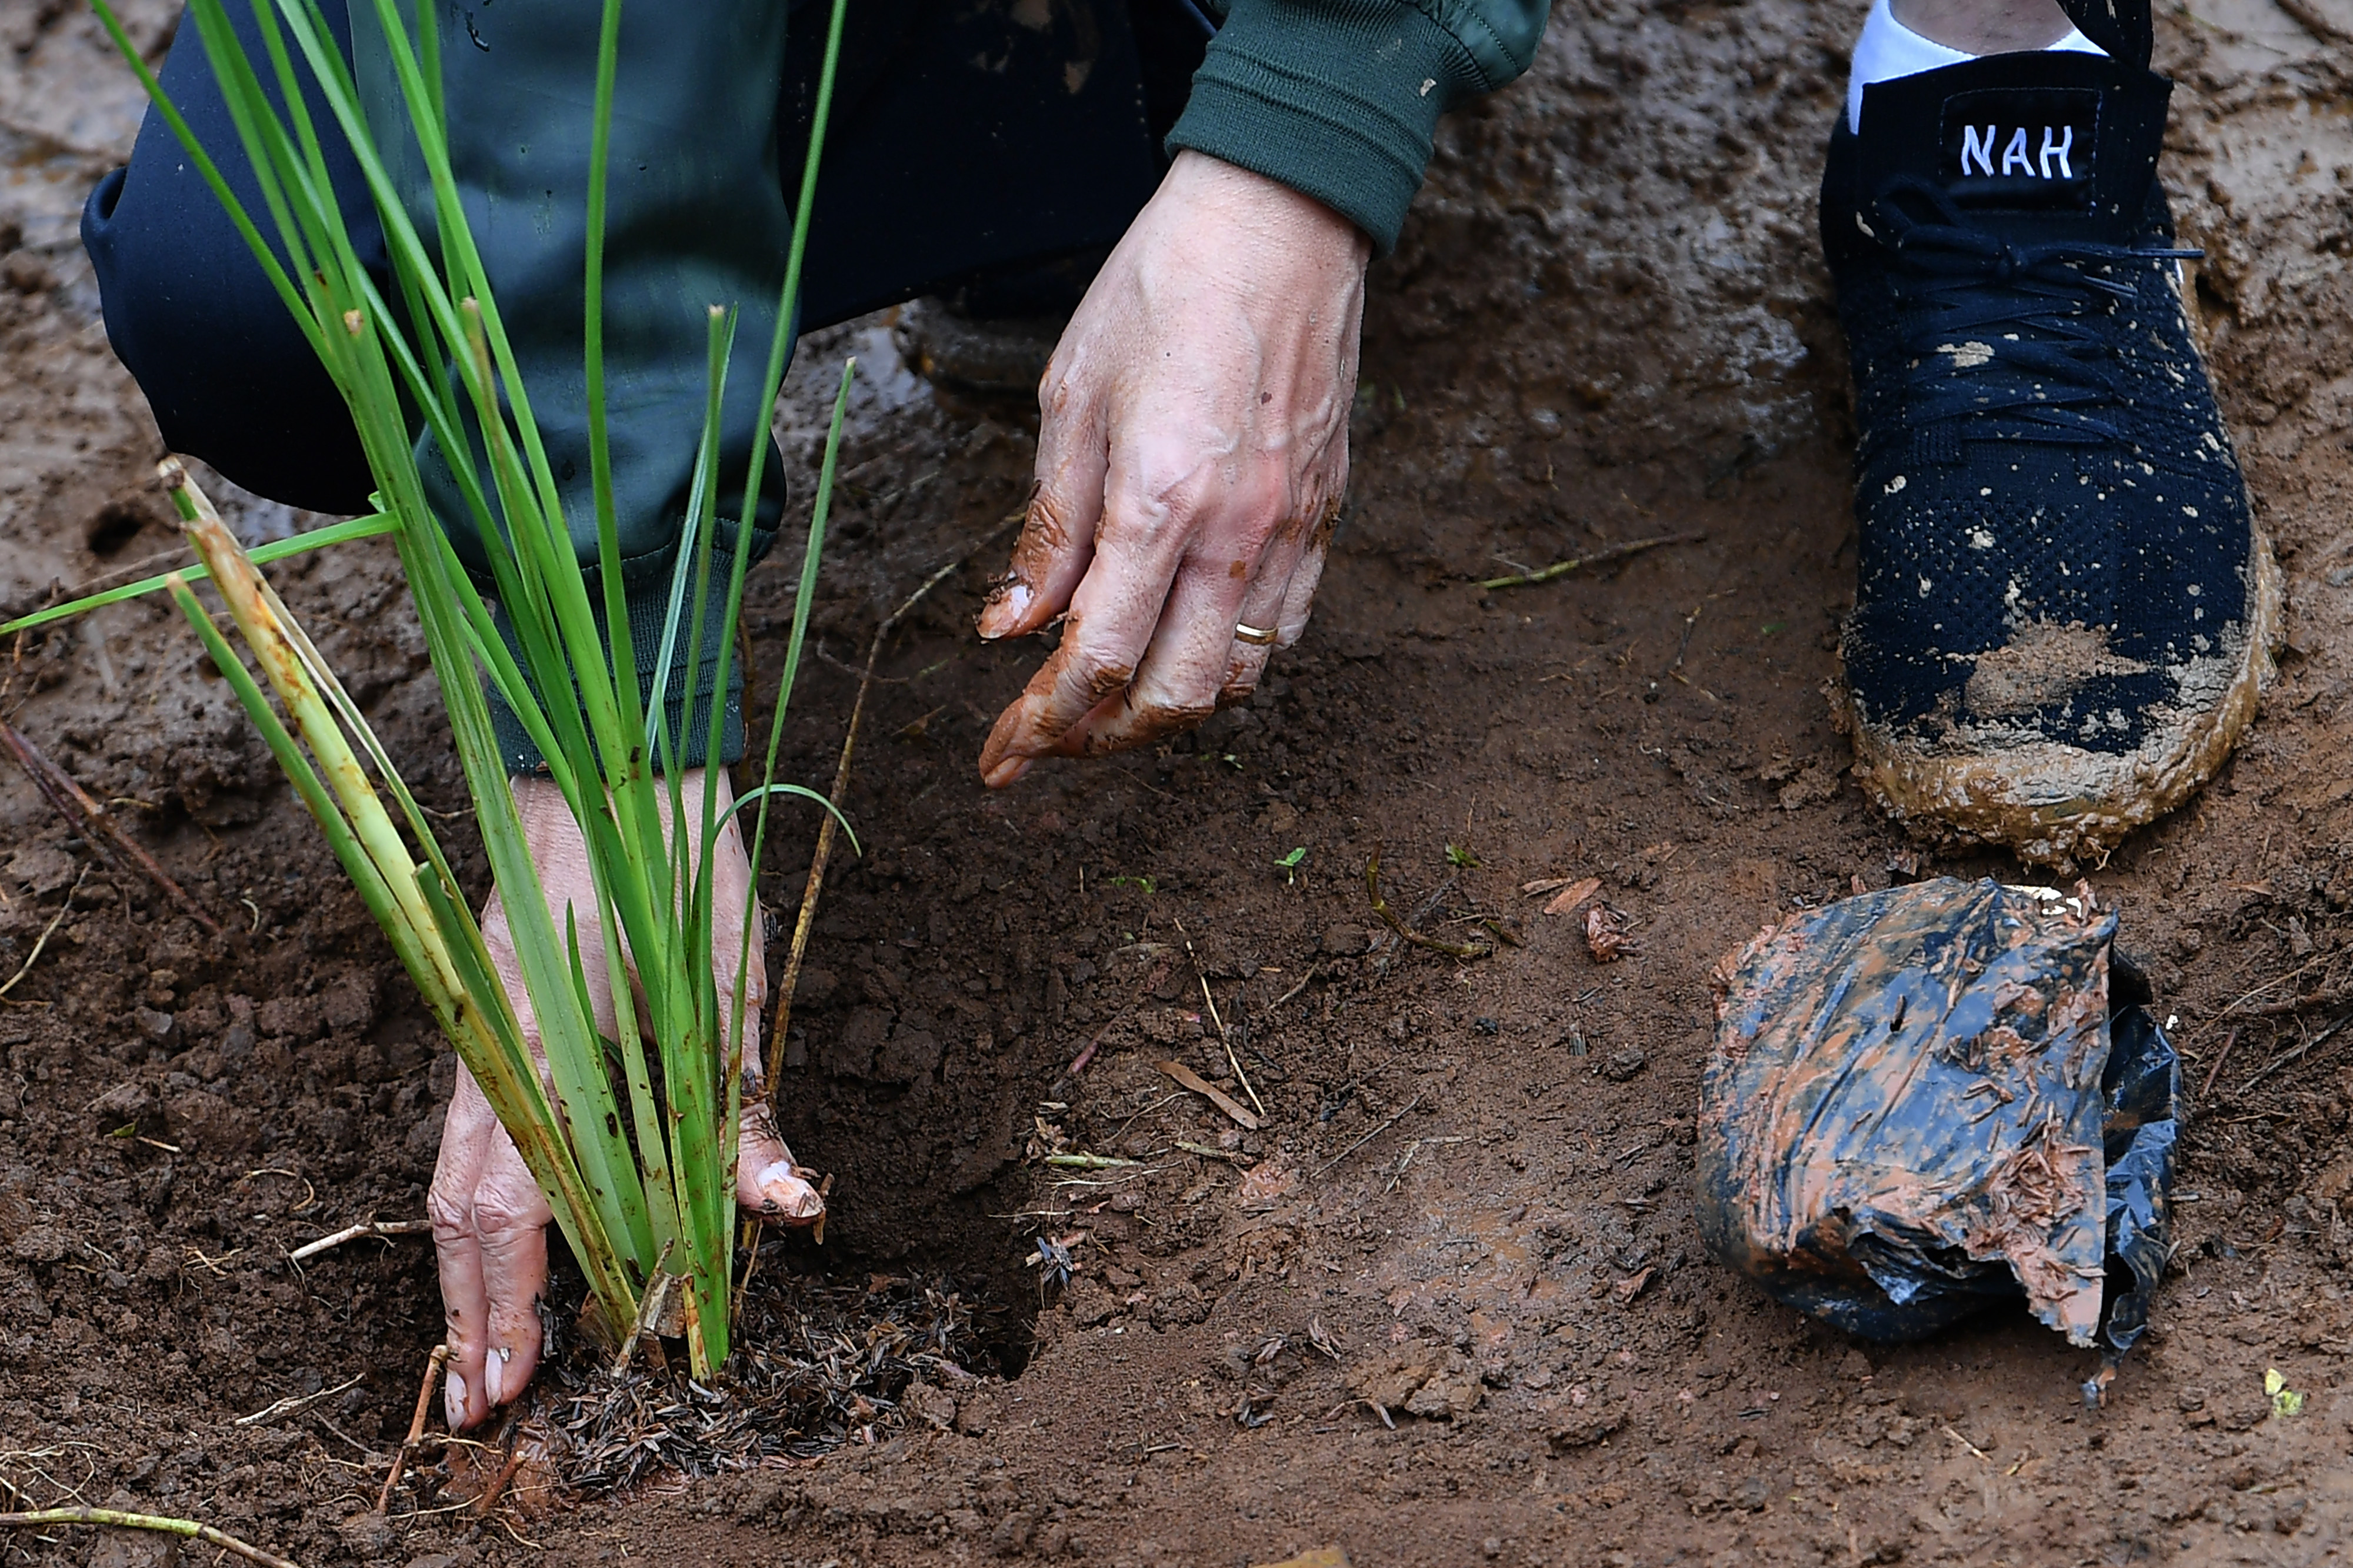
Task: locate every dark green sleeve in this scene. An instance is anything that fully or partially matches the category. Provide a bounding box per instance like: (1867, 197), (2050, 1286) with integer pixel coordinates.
(1166, 0), (1550, 254)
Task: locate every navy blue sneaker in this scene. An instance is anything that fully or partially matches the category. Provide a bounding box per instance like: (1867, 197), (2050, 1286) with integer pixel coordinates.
(1822, 46), (2280, 867)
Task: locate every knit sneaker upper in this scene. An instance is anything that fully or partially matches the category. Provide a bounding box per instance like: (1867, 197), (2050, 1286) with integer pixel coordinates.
(1822, 51), (2262, 794)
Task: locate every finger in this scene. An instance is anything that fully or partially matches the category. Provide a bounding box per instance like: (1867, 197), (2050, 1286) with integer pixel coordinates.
(736, 1097), (826, 1224)
(978, 361), (1109, 639)
(471, 1125), (552, 1416)
(1219, 516), (1319, 702)
(1056, 546), (1257, 756)
(976, 511), (1186, 785)
(1274, 506), (1339, 645)
(427, 1067), (497, 1431)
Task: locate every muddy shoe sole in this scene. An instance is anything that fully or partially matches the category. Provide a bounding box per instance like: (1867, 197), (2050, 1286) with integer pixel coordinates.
(1847, 526), (2282, 868)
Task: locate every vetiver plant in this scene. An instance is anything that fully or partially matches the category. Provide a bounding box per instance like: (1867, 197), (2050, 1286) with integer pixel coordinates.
(63, 0), (856, 1378)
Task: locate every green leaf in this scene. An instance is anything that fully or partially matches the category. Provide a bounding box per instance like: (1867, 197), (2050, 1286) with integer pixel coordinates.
(0, 513), (396, 636)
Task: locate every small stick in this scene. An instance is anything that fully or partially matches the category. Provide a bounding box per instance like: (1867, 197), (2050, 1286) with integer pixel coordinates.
(2238, 1012), (2353, 1098)
(1043, 1152), (1140, 1169)
(0, 1508), (300, 1568)
(0, 720), (221, 936)
(1174, 1139), (1247, 1163)
(235, 1371), (366, 1427)
(1477, 530), (1705, 590)
(1365, 849), (1489, 960)
(1258, 963), (1319, 1018)
(377, 1343), (449, 1514)
(1312, 1093), (1424, 1178)
(2198, 1028), (2238, 1100)
(0, 867), (85, 1000)
(1182, 930), (1265, 1118)
(765, 513), (1022, 1089)
(471, 1443), (530, 1519)
(288, 1217), (432, 1263)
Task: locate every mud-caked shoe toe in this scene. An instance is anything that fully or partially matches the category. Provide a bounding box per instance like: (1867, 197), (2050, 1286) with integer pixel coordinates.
(1822, 49), (2281, 867)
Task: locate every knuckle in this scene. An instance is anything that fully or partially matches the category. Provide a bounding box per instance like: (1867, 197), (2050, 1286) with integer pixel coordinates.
(1059, 645), (1136, 705)
(469, 1188), (541, 1237)
(426, 1186), (472, 1240)
(1025, 485), (1073, 549)
(1089, 686), (1215, 753)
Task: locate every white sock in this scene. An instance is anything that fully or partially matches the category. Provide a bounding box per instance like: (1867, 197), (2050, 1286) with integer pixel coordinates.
(1846, 0), (2106, 134)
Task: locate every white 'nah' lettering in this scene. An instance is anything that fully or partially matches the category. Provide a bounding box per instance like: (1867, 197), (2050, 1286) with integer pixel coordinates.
(1959, 123), (2077, 179)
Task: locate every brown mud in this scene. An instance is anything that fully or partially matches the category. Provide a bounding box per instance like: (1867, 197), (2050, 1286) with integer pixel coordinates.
(5, 1), (2353, 1564)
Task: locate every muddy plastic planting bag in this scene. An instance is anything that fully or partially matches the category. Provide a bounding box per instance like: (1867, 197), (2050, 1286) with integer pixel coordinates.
(1696, 878), (2177, 1365)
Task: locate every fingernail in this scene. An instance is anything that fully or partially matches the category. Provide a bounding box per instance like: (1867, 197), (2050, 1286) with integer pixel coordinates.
(485, 1345), (511, 1405)
(758, 1160), (824, 1219)
(979, 582), (1032, 639)
(982, 756), (1030, 790)
(445, 1371), (468, 1429)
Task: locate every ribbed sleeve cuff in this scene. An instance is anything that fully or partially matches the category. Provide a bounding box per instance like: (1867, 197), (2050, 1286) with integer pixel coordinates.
(1166, 0), (1482, 255)
(488, 543), (756, 777)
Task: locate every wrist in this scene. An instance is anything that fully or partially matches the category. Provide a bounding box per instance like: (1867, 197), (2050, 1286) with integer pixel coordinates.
(1165, 151), (1373, 269)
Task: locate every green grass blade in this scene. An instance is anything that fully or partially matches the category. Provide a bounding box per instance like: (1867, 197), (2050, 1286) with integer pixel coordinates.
(1, 513), (395, 636)
(734, 0), (852, 531)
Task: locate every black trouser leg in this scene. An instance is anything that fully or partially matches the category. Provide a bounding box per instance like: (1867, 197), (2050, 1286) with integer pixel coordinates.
(84, 0), (1205, 519)
(81, 0), (384, 516)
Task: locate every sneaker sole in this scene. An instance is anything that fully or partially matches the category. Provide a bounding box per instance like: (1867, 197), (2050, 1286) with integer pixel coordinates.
(1847, 525), (2282, 869)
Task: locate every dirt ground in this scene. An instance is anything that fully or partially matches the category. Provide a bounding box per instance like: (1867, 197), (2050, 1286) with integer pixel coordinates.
(5, 1), (2353, 1564)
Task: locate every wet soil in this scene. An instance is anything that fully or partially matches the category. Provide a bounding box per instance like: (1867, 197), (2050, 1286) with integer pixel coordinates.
(5, 0), (2353, 1564)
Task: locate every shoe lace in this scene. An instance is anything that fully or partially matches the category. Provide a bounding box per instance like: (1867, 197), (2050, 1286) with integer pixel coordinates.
(1867, 174), (2200, 456)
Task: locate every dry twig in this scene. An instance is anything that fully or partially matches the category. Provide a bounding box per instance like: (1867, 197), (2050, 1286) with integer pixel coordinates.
(1312, 1093), (1424, 1177)
(764, 513), (1022, 1087)
(0, 720), (221, 935)
(235, 1372), (366, 1428)
(1181, 928), (1265, 1117)
(0, 867), (84, 1000)
(288, 1217), (431, 1263)
(378, 1343), (450, 1513)
(1477, 530), (1705, 590)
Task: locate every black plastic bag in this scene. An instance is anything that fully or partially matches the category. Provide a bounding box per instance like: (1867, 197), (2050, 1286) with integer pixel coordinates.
(1695, 878), (2177, 1359)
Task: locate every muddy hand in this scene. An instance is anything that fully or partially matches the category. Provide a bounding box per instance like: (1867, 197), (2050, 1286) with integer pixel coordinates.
(976, 151), (1368, 785)
(428, 770), (822, 1431)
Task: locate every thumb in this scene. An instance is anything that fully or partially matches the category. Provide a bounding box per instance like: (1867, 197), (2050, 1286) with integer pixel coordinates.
(979, 359), (1109, 640)
(737, 1095), (825, 1225)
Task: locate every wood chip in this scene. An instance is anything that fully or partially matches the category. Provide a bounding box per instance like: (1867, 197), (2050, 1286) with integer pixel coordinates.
(1521, 877), (1574, 895)
(1156, 1060), (1261, 1130)
(1542, 876), (1603, 917)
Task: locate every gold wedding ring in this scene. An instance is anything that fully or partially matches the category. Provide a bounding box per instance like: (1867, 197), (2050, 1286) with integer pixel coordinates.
(1234, 622), (1278, 646)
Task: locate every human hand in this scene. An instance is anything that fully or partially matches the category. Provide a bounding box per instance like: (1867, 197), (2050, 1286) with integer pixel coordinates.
(975, 150), (1369, 785)
(427, 769), (822, 1430)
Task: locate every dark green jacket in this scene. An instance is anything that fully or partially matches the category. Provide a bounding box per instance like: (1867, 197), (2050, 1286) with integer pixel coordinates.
(355, 0), (1549, 772)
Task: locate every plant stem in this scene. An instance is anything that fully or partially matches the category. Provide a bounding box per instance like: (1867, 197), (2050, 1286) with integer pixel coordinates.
(0, 1509), (301, 1568)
